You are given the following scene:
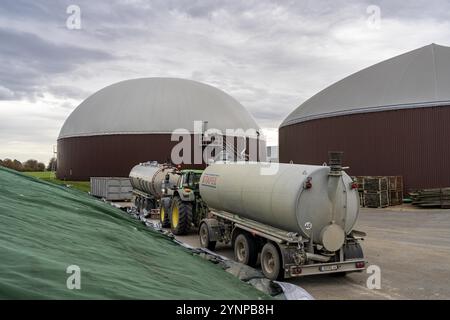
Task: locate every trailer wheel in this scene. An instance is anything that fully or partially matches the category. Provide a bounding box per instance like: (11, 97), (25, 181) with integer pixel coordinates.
(146, 199), (156, 211)
(170, 196), (192, 235)
(135, 196), (142, 212)
(199, 222), (216, 251)
(142, 198), (148, 212)
(261, 242), (283, 280)
(234, 233), (258, 267)
(159, 200), (171, 228)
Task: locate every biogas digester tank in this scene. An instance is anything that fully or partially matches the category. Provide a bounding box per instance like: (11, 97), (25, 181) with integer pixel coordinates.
(199, 162), (359, 252)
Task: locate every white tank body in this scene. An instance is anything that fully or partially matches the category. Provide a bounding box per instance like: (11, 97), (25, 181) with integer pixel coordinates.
(199, 162), (359, 250)
(129, 162), (179, 198)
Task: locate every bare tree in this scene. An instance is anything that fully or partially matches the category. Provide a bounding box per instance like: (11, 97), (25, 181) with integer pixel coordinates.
(1, 158), (13, 169)
(12, 160), (23, 171)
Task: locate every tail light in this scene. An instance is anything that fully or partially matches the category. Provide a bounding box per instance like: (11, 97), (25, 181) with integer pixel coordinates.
(351, 182), (358, 189)
(290, 266), (302, 275)
(355, 261), (365, 268)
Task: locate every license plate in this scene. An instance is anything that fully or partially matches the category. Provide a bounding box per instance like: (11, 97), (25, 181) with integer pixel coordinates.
(319, 265), (339, 272)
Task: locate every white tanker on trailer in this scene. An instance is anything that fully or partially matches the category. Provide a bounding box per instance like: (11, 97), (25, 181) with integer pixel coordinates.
(129, 161), (208, 234)
(129, 162), (180, 199)
(198, 153), (366, 280)
(129, 162), (179, 210)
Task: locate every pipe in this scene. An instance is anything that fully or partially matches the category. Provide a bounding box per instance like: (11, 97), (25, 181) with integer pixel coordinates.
(306, 253), (332, 263)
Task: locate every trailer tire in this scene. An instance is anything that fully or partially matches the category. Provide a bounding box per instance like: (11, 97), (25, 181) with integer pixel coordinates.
(135, 196), (142, 212)
(234, 232), (258, 267)
(159, 200), (171, 228)
(199, 222), (216, 251)
(142, 198), (148, 212)
(146, 198), (156, 211)
(261, 242), (283, 280)
(170, 196), (192, 235)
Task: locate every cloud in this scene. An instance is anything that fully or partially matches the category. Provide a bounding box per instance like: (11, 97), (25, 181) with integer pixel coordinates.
(47, 85), (91, 100)
(0, 86), (15, 100)
(0, 27), (114, 100)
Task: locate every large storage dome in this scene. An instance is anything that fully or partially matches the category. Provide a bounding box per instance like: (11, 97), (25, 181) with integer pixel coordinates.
(282, 44), (450, 126)
(280, 44), (450, 192)
(59, 78), (259, 138)
(57, 78), (262, 180)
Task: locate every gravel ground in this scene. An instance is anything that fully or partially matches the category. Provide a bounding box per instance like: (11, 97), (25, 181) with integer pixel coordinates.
(174, 205), (450, 300)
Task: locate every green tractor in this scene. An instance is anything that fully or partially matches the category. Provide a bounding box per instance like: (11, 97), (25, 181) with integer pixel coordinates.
(160, 169), (209, 235)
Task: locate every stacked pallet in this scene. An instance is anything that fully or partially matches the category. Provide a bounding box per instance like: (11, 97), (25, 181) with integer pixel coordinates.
(362, 176), (389, 208)
(352, 175), (403, 208)
(410, 188), (450, 208)
(388, 176), (403, 206)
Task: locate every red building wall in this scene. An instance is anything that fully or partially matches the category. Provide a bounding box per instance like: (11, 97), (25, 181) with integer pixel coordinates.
(279, 106), (450, 192)
(57, 133), (261, 180)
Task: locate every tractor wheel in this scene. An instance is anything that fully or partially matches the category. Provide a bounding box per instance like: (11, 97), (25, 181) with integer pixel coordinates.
(159, 200), (171, 228)
(170, 196), (192, 235)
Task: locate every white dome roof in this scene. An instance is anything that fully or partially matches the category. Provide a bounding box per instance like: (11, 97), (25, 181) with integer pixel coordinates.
(281, 44), (450, 127)
(59, 78), (260, 139)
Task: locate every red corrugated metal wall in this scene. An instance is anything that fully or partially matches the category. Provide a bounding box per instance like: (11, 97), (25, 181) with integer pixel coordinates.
(57, 134), (260, 180)
(279, 106), (450, 192)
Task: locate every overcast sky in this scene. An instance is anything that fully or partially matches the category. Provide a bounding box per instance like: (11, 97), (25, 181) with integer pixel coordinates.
(1, 0), (450, 163)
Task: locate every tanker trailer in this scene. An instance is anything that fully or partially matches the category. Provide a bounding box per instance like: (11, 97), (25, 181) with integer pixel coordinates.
(198, 154), (366, 280)
(129, 161), (180, 227)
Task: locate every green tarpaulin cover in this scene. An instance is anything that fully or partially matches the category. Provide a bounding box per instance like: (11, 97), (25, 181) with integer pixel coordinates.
(0, 167), (267, 299)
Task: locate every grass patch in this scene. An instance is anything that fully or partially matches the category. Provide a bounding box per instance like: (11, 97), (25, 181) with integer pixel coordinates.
(24, 171), (90, 193)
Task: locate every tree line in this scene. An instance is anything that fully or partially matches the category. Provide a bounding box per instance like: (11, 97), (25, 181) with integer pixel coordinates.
(0, 157), (57, 172)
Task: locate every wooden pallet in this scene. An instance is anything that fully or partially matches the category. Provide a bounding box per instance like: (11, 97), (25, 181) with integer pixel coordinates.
(354, 176), (365, 191)
(358, 191), (364, 207)
(363, 176), (389, 192)
(410, 188), (450, 208)
(353, 175), (403, 207)
(389, 190), (403, 206)
(363, 190), (389, 208)
(388, 176), (403, 191)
